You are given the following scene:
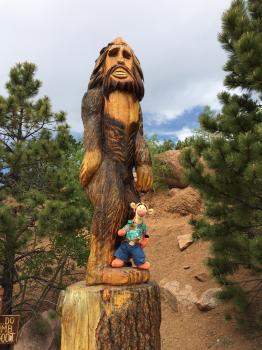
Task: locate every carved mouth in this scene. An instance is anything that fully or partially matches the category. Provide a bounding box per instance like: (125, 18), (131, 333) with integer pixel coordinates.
(112, 68), (129, 79)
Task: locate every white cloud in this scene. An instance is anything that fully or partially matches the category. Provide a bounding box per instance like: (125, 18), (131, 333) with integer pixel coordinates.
(0, 0), (232, 133)
(158, 109), (183, 122)
(174, 127), (194, 141)
(159, 127), (194, 141)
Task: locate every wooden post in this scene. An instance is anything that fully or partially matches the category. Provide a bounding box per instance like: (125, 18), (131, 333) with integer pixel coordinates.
(61, 281), (161, 350)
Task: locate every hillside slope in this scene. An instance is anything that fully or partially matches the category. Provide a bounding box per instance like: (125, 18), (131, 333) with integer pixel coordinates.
(143, 190), (260, 350)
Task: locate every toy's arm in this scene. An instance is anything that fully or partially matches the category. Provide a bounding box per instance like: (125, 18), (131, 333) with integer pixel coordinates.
(80, 88), (103, 188)
(118, 227), (127, 237)
(134, 107), (153, 192)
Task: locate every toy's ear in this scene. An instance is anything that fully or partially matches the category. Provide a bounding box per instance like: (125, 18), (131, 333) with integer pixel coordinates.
(148, 208), (154, 215)
(130, 202), (137, 209)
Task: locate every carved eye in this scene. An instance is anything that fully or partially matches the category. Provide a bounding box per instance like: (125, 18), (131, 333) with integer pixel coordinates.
(108, 48), (119, 57)
(123, 50), (131, 59)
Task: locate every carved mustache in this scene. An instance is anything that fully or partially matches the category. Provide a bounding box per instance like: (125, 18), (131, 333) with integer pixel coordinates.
(102, 63), (144, 101)
(106, 64), (135, 80)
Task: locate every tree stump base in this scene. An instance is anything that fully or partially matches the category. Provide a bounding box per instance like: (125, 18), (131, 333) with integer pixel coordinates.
(61, 281), (161, 350)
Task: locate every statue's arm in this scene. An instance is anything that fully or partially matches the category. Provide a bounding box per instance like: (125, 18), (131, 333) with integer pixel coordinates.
(134, 107), (153, 192)
(80, 89), (103, 188)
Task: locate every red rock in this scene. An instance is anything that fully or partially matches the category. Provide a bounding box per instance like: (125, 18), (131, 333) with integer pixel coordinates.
(195, 288), (222, 311)
(156, 150), (188, 189)
(160, 279), (197, 311)
(177, 233), (194, 251)
(167, 187), (202, 216)
(194, 272), (209, 282)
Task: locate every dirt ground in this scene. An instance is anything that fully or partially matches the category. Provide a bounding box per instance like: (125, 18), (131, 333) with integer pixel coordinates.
(142, 190), (261, 350)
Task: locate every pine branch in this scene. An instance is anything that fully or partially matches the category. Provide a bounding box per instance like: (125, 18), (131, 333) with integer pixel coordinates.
(13, 275), (64, 290)
(14, 249), (46, 263)
(23, 120), (46, 139)
(0, 139), (13, 153)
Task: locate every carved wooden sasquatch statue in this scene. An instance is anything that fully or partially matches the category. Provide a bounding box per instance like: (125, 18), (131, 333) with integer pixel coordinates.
(80, 37), (153, 285)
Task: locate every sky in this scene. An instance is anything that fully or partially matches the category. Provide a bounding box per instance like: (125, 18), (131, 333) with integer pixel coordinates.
(0, 0), (232, 142)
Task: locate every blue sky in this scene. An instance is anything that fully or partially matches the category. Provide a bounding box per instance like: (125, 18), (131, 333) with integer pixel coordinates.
(144, 106), (203, 142)
(0, 0), (232, 142)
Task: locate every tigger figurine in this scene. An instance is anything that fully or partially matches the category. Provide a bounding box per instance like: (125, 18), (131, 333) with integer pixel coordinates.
(111, 202), (154, 270)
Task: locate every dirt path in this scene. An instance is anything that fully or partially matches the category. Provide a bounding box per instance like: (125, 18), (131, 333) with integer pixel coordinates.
(143, 191), (260, 350)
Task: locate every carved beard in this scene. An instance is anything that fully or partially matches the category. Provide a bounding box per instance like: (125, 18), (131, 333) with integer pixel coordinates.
(102, 64), (144, 101)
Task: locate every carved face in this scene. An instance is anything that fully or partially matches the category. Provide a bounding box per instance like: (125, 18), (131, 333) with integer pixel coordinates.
(104, 45), (134, 82)
(88, 38), (145, 101)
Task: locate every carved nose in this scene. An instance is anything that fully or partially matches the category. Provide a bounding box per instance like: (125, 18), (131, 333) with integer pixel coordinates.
(118, 59), (125, 65)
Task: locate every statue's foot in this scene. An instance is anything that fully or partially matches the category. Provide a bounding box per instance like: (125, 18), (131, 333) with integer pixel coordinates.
(102, 266), (150, 285)
(86, 263), (150, 286)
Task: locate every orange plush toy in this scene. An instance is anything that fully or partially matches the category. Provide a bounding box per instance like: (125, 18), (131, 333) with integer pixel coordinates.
(112, 202), (154, 269)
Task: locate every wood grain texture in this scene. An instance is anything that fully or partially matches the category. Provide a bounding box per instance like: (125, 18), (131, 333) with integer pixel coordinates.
(102, 267), (150, 285)
(81, 38), (153, 285)
(61, 281), (161, 350)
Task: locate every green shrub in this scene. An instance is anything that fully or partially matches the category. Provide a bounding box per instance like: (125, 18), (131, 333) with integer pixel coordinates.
(146, 134), (175, 190)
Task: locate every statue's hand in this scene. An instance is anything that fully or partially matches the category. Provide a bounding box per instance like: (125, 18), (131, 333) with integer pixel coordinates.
(80, 150), (102, 187)
(135, 165), (153, 192)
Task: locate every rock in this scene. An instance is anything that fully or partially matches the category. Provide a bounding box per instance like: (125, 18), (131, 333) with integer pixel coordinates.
(183, 265), (190, 270)
(195, 288), (222, 311)
(156, 150), (188, 189)
(177, 233), (194, 251)
(167, 187), (202, 216)
(1, 196), (23, 209)
(160, 279), (197, 311)
(156, 150), (214, 190)
(14, 309), (60, 350)
(194, 272), (209, 282)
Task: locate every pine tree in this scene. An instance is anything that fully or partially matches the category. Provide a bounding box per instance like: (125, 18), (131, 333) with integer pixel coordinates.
(182, 0), (262, 324)
(0, 62), (91, 319)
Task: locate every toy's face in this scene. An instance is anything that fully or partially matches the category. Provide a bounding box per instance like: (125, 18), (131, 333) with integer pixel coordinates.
(104, 45), (134, 82)
(136, 204), (147, 218)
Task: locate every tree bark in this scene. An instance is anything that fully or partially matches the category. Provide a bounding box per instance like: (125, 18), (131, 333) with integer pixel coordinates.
(61, 281), (161, 350)
(1, 247), (15, 350)
(2, 248), (15, 315)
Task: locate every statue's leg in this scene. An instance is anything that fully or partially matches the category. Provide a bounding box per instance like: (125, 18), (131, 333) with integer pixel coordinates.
(124, 181), (140, 210)
(86, 161), (150, 286)
(86, 159), (127, 285)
